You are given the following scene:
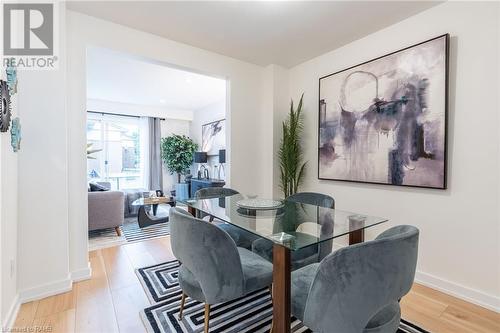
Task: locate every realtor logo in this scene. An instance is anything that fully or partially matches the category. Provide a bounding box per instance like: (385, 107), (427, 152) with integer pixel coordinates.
(3, 3), (54, 55)
(2, 2), (58, 69)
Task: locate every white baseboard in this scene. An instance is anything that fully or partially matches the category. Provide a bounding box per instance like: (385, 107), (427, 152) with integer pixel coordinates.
(415, 270), (500, 313)
(18, 276), (73, 304)
(70, 263), (92, 282)
(3, 294), (20, 330)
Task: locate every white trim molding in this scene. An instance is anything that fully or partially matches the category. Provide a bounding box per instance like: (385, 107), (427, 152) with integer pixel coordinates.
(18, 277), (72, 304)
(70, 263), (92, 282)
(416, 270), (500, 313)
(3, 295), (20, 330)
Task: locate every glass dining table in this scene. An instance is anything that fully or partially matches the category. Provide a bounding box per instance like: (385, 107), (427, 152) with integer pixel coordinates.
(179, 194), (388, 332)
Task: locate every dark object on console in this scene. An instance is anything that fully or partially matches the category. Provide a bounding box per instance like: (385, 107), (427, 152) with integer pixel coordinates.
(194, 151), (208, 163)
(194, 152), (209, 179)
(190, 178), (225, 198)
(219, 149), (226, 163)
(156, 189), (164, 197)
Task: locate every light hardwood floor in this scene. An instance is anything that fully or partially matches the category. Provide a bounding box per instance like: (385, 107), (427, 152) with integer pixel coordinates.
(13, 236), (500, 333)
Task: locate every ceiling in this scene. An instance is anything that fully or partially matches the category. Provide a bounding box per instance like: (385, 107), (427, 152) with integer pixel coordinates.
(87, 47), (226, 110)
(68, 1), (442, 68)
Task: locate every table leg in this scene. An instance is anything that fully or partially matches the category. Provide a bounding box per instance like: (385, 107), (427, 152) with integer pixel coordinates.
(272, 244), (291, 333)
(349, 229), (365, 245)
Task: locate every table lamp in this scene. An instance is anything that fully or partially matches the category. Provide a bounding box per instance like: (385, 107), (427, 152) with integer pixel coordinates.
(194, 152), (208, 179)
(218, 149), (226, 180)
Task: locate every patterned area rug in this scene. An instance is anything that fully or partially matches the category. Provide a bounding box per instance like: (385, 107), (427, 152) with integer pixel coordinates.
(89, 206), (170, 250)
(136, 261), (431, 333)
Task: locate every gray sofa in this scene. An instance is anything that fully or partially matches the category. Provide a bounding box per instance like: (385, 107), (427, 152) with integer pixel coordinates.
(88, 189), (125, 235)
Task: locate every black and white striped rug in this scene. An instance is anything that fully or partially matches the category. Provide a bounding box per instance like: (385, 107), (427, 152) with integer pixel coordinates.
(122, 217), (170, 242)
(136, 261), (431, 333)
(89, 214), (170, 250)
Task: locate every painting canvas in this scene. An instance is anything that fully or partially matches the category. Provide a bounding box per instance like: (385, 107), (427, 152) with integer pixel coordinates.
(318, 34), (448, 189)
(202, 119), (225, 155)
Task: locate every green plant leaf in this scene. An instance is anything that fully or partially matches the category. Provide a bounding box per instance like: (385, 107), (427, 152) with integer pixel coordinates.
(278, 94), (307, 198)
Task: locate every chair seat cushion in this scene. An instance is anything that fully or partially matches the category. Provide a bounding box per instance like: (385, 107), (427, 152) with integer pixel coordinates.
(252, 238), (320, 270)
(217, 222), (260, 250)
(363, 302), (401, 333)
(291, 263), (320, 321)
(238, 248), (274, 293)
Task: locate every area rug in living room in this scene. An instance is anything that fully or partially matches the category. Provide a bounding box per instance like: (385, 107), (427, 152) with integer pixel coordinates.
(136, 260), (431, 333)
(89, 209), (170, 250)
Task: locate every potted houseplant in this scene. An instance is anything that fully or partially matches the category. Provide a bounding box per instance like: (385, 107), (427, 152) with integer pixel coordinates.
(278, 94), (307, 198)
(161, 134), (198, 199)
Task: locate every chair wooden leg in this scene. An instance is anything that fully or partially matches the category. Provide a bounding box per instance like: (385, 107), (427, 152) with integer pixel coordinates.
(114, 226), (122, 236)
(178, 292), (186, 320)
(204, 303), (211, 333)
(269, 284), (273, 333)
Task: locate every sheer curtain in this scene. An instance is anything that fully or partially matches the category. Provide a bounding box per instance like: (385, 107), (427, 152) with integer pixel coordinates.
(148, 117), (163, 191)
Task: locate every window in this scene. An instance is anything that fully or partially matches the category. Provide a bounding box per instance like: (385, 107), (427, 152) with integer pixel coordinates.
(87, 113), (147, 190)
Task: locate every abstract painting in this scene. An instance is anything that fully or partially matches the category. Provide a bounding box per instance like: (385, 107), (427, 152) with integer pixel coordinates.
(318, 34), (448, 189)
(202, 119), (225, 155)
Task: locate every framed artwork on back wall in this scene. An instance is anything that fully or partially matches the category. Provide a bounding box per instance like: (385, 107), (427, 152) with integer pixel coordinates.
(202, 119), (225, 156)
(318, 34), (449, 189)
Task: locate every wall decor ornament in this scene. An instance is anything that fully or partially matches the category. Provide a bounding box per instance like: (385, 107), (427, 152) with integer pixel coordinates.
(202, 119), (225, 156)
(0, 80), (12, 132)
(318, 34), (449, 189)
(6, 66), (17, 95)
(10, 117), (21, 152)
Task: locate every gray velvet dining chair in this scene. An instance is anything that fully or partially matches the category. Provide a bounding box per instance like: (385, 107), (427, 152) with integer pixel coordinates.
(169, 207), (274, 333)
(195, 187), (260, 249)
(252, 192), (335, 270)
(288, 225), (419, 333)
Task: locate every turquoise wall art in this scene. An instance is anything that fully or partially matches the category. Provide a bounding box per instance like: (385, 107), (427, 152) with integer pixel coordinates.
(10, 117), (21, 152)
(6, 66), (18, 95)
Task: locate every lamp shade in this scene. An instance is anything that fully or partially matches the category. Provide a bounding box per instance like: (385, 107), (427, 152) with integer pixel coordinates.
(219, 149), (226, 164)
(194, 151), (207, 163)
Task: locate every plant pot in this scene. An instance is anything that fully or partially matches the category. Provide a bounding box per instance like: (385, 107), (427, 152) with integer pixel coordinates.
(175, 183), (189, 201)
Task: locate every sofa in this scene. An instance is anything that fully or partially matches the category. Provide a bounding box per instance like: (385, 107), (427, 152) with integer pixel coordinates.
(88, 183), (125, 235)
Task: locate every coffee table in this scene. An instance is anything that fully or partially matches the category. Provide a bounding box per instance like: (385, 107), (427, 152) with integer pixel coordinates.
(131, 197), (176, 228)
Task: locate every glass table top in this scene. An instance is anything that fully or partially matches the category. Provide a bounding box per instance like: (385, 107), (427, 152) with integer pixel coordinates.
(178, 194), (388, 251)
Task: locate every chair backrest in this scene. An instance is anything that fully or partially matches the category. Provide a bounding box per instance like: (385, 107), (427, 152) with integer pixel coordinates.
(302, 225), (419, 333)
(287, 192), (335, 260)
(195, 187), (239, 199)
(287, 192), (335, 209)
(169, 207), (245, 303)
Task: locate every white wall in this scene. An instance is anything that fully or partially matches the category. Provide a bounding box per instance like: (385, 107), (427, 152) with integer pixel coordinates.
(66, 10), (273, 292)
(0, 73), (19, 327)
(287, 1), (500, 311)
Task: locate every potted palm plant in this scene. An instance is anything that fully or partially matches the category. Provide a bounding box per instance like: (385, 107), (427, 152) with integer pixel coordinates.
(279, 94), (307, 198)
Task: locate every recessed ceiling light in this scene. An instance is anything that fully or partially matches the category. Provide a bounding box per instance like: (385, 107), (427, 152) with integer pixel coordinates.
(159, 99), (166, 104)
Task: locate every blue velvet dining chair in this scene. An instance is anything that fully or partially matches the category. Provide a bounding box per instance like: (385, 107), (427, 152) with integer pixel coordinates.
(252, 192), (335, 270)
(289, 225), (419, 333)
(169, 208), (273, 333)
(195, 187), (260, 249)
